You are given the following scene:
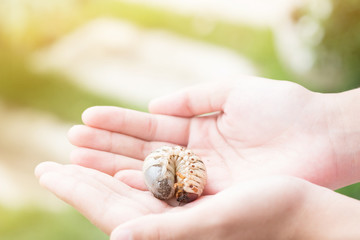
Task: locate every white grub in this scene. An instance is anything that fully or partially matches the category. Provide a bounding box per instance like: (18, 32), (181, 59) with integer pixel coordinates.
(143, 146), (207, 204)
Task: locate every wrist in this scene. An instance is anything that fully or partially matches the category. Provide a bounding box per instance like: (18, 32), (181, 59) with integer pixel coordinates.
(292, 182), (360, 240)
(322, 89), (360, 187)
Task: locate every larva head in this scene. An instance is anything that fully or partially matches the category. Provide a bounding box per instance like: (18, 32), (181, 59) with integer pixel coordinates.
(176, 191), (198, 203)
(144, 165), (175, 200)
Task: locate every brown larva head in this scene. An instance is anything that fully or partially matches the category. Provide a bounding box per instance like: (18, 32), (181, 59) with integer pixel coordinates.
(176, 191), (198, 203)
(144, 165), (175, 200)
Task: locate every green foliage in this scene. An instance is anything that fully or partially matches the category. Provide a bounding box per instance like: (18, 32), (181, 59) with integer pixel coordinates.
(0, 205), (107, 240)
(316, 0), (360, 91)
(336, 182), (360, 200)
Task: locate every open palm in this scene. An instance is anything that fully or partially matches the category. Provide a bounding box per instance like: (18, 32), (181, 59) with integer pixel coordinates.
(36, 161), (248, 235)
(68, 77), (338, 195)
(35, 162), (312, 237)
(35, 162), (181, 234)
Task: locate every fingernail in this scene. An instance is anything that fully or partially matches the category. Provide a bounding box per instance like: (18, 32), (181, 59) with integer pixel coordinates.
(113, 229), (132, 240)
(34, 161), (60, 178)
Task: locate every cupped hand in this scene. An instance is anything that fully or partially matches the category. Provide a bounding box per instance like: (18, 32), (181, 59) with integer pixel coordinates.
(110, 175), (360, 240)
(36, 163), (360, 239)
(34, 162), (305, 237)
(68, 77), (342, 194)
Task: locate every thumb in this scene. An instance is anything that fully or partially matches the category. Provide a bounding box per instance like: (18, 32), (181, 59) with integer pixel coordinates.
(110, 211), (206, 240)
(148, 81), (233, 117)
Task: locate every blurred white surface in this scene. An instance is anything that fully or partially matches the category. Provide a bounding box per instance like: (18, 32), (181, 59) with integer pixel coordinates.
(33, 18), (257, 106)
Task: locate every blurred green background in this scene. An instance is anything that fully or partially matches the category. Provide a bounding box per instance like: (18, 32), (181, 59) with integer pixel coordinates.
(0, 0), (359, 239)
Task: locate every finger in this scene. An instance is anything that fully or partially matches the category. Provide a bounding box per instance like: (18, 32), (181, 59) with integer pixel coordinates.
(110, 213), (184, 240)
(148, 81), (233, 117)
(35, 162), (169, 209)
(68, 125), (175, 160)
(70, 148), (143, 176)
(36, 162), (135, 234)
(82, 106), (190, 145)
(114, 170), (147, 191)
(36, 162), (170, 209)
(35, 162), (169, 234)
(35, 162), (134, 196)
(110, 209), (213, 240)
(35, 161), (57, 178)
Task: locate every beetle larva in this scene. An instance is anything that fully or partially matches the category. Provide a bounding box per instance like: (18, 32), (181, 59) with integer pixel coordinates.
(143, 146), (207, 204)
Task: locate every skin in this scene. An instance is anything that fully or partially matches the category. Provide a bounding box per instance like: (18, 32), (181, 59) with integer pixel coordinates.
(67, 77), (360, 191)
(110, 176), (360, 240)
(35, 164), (360, 239)
(35, 77), (360, 238)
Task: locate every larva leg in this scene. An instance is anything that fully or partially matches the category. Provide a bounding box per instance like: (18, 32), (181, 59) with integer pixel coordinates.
(176, 172), (186, 179)
(175, 189), (184, 199)
(174, 182), (184, 188)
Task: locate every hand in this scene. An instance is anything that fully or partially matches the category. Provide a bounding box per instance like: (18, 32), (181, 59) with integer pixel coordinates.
(35, 163), (360, 239)
(110, 175), (360, 240)
(68, 77), (350, 193)
(33, 162), (308, 237)
(35, 162), (171, 234)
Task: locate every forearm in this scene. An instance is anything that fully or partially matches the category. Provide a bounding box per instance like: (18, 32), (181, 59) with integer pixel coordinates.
(323, 88), (360, 186)
(294, 184), (360, 240)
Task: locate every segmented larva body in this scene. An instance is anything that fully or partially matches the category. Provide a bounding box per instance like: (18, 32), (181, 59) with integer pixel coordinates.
(143, 146), (207, 203)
